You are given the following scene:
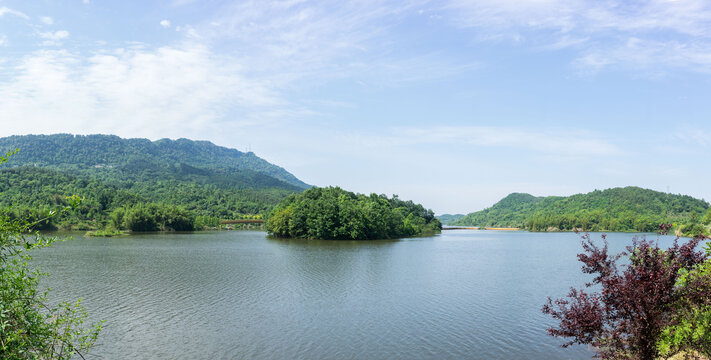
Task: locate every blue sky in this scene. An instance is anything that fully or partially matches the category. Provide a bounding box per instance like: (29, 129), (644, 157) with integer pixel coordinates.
(1, 0), (710, 214)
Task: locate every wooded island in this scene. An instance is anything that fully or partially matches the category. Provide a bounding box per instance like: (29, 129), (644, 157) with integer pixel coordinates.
(267, 186), (442, 240)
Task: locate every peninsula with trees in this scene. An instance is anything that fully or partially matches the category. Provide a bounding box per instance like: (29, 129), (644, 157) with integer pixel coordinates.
(451, 187), (711, 237)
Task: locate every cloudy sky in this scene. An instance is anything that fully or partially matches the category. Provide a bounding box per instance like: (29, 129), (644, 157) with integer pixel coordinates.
(1, 0), (710, 214)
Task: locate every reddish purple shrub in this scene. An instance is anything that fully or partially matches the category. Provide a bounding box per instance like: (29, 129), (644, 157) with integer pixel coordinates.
(543, 233), (709, 360)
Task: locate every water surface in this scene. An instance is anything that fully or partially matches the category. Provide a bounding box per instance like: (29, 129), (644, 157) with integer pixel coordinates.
(33, 230), (681, 359)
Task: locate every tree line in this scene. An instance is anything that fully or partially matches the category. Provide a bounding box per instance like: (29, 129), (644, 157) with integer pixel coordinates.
(0, 166), (292, 231)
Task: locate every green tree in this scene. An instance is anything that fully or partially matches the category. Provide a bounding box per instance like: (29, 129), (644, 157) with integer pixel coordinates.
(0, 151), (101, 359)
(122, 204), (159, 232)
(658, 242), (711, 357)
(113, 203), (196, 232)
(265, 206), (293, 238)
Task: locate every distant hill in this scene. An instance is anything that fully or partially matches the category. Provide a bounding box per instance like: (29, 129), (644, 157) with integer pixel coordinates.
(0, 134), (309, 230)
(452, 187), (710, 233)
(436, 214), (465, 225)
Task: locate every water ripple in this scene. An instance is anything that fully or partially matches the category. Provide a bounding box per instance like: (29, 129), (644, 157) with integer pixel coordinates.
(31, 230), (673, 359)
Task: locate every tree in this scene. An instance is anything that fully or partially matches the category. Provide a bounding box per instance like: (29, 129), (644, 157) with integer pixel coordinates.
(0, 151), (101, 359)
(542, 233), (711, 360)
(112, 203), (196, 232)
(657, 242), (711, 358)
(703, 208), (711, 225)
(122, 204), (159, 232)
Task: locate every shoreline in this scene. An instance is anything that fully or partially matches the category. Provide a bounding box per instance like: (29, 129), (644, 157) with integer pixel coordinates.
(442, 226), (520, 231)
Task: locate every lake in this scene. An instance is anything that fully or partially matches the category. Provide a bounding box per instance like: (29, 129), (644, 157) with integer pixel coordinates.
(32, 230), (682, 359)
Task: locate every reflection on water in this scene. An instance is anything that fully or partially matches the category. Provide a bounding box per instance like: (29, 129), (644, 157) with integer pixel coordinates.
(32, 230), (679, 359)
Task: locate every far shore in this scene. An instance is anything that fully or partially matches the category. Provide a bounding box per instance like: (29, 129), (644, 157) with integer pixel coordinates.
(442, 226), (520, 231)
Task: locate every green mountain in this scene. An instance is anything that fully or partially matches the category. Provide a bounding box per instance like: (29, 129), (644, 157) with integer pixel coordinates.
(0, 134), (308, 188)
(452, 187), (710, 233)
(0, 134), (308, 230)
(436, 213), (465, 225)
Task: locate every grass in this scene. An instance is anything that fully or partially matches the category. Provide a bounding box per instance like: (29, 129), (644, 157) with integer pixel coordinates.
(84, 229), (127, 237)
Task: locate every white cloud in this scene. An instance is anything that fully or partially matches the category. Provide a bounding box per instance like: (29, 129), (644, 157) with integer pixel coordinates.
(675, 129), (711, 147)
(445, 0), (711, 38)
(180, 0), (711, 82)
(0, 34), (7, 46)
(0, 43), (283, 140)
(38, 30), (69, 46)
(172, 0), (199, 6)
(360, 125), (622, 157)
(40, 16), (54, 25)
(160, 19), (171, 28)
(442, 0), (711, 74)
(443, 0), (580, 33)
(82, 0), (90, 4)
(0, 6), (29, 19)
(39, 30), (69, 40)
(574, 38), (711, 75)
(200, 0), (431, 82)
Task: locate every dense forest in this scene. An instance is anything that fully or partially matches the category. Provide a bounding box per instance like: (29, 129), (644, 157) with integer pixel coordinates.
(453, 187), (711, 236)
(0, 135), (308, 231)
(436, 213), (465, 225)
(266, 187), (442, 240)
(0, 134), (308, 188)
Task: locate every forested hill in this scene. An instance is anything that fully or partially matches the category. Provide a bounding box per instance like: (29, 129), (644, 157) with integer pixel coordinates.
(0, 134), (308, 189)
(436, 214), (465, 225)
(0, 134), (309, 231)
(452, 187), (710, 233)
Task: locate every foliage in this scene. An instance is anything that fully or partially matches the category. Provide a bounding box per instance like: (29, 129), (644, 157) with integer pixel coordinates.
(111, 203), (196, 232)
(657, 242), (711, 358)
(195, 215), (220, 229)
(679, 223), (710, 238)
(0, 134), (308, 188)
(84, 229), (127, 237)
(436, 213), (465, 225)
(542, 233), (711, 360)
(0, 153), (101, 359)
(266, 187), (441, 240)
(453, 187), (709, 233)
(0, 134), (309, 230)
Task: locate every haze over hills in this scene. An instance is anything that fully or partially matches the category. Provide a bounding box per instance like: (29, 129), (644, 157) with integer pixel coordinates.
(435, 214), (465, 225)
(453, 187), (710, 233)
(0, 134), (309, 230)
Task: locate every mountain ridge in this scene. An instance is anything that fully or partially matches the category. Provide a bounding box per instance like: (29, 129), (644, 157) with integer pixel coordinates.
(0, 134), (309, 230)
(0, 134), (309, 189)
